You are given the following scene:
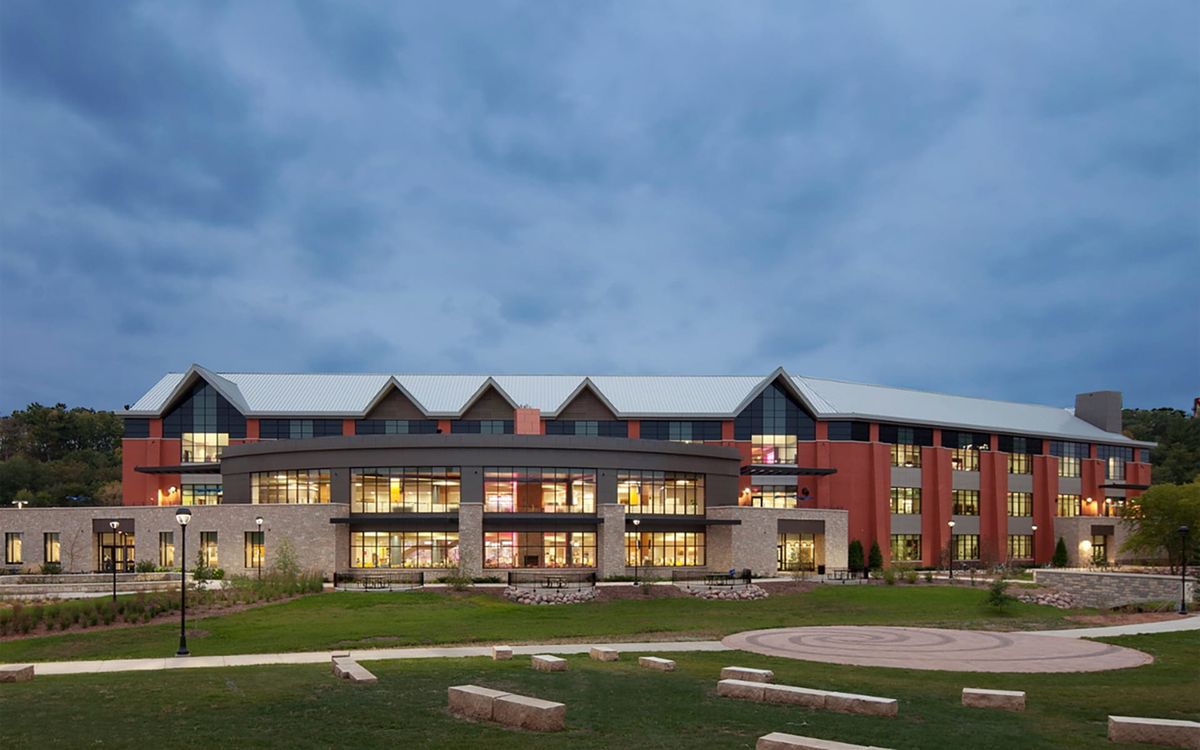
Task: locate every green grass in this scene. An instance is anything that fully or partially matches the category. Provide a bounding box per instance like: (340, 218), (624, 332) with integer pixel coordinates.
(0, 632), (1195, 748)
(0, 586), (1092, 663)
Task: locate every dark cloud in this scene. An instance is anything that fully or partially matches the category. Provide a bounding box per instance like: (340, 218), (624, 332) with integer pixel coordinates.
(1, 1), (1197, 414)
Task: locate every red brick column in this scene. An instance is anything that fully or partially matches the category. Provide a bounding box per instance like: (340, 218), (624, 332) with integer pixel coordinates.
(979, 450), (1008, 564)
(1032, 455), (1058, 563)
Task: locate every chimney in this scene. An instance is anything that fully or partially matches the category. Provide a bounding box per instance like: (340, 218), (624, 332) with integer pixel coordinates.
(1074, 391), (1123, 433)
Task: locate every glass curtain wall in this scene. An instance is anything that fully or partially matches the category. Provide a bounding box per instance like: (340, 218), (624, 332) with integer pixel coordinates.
(352, 468), (461, 513)
(483, 468), (596, 513)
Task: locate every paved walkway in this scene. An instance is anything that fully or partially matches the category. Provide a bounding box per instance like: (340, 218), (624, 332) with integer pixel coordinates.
(1035, 615), (1200, 639)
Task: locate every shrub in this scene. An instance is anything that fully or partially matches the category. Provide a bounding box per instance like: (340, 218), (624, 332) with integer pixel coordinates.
(924, 571), (933, 583)
(135, 560), (157, 573)
(868, 541), (884, 572)
(848, 540), (865, 572)
(882, 566), (897, 585)
(1052, 537), (1069, 568)
(987, 578), (1015, 608)
(39, 562), (62, 575)
(904, 568), (919, 584)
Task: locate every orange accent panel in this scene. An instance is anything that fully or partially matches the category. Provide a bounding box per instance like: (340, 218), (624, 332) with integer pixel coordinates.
(149, 419), (162, 439)
(342, 419), (355, 436)
(245, 419), (260, 440)
(626, 420), (639, 439)
(437, 420), (452, 434)
(513, 408), (541, 435)
(814, 422), (828, 440)
(721, 421), (734, 441)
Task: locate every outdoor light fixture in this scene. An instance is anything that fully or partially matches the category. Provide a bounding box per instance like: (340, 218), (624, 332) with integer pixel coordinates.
(632, 518), (642, 586)
(255, 516), (264, 580)
(11, 500), (27, 509)
(175, 507), (192, 656)
(1179, 525), (1190, 616)
(168, 486), (177, 495)
(947, 520), (957, 580)
(108, 520), (120, 601)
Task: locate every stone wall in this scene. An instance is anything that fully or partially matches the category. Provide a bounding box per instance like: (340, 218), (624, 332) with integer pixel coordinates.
(706, 506), (848, 576)
(1032, 569), (1194, 608)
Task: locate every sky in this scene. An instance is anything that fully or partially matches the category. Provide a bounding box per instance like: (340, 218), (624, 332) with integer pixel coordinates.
(1, 0), (1197, 415)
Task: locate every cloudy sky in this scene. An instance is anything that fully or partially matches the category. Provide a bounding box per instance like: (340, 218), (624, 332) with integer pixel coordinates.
(1, 1), (1197, 415)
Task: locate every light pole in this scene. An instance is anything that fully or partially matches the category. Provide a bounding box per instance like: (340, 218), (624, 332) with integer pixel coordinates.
(1031, 525), (1038, 565)
(175, 507), (191, 656)
(255, 516), (264, 580)
(108, 520), (120, 601)
(947, 520), (956, 581)
(632, 518), (641, 585)
(1179, 525), (1190, 616)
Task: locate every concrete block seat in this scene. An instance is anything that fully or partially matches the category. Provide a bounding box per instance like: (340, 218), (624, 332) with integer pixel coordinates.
(757, 732), (893, 750)
(532, 654), (568, 672)
(447, 685), (566, 732)
(449, 685), (509, 721)
(1107, 716), (1200, 749)
(590, 647), (619, 662)
(638, 656), (676, 671)
(962, 687), (1025, 711)
(492, 645), (514, 660)
(331, 655), (378, 684)
(721, 666), (774, 683)
(718, 679), (898, 717)
(0, 664), (34, 683)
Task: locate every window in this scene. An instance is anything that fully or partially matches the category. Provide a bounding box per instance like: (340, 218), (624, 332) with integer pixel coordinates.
(750, 485), (799, 509)
(484, 532), (595, 568)
(258, 419), (342, 439)
(244, 532), (265, 569)
(890, 444), (922, 468)
(355, 419), (438, 435)
(159, 532), (175, 568)
(952, 489), (980, 516)
(1007, 535), (1033, 560)
(617, 470), (705, 515)
(1097, 445), (1134, 481)
(163, 381), (245, 461)
(890, 487), (922, 515)
(999, 435), (1040, 475)
(626, 531), (705, 567)
(181, 432), (229, 464)
(1091, 534), (1108, 564)
(1056, 493), (1081, 517)
(451, 420), (513, 434)
(95, 531), (134, 572)
(1141, 448), (1152, 464)
(5, 533), (21, 564)
(944, 431), (990, 472)
(1102, 497), (1125, 517)
(251, 470), (331, 504)
(123, 419), (150, 438)
(735, 382), (815, 464)
(827, 421), (870, 441)
(1007, 453), (1032, 474)
(891, 534), (922, 562)
(544, 420), (628, 438)
(778, 533), (816, 571)
(181, 484), (222, 506)
(953, 534), (980, 560)
(1007, 492), (1033, 517)
(483, 468), (596, 513)
(1049, 441), (1088, 478)
(199, 532), (218, 567)
(351, 531), (460, 568)
(43, 533), (60, 564)
(352, 468), (461, 513)
(639, 421), (722, 442)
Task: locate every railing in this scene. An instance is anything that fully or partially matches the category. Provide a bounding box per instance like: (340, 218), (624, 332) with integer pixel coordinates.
(333, 570), (423, 590)
(672, 569), (753, 588)
(507, 570), (597, 590)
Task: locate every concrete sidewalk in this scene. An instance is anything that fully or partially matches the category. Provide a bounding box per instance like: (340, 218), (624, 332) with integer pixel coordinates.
(14, 640), (731, 677)
(1036, 614), (1200, 639)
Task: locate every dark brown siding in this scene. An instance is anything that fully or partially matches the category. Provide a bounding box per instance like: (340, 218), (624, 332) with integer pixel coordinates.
(364, 387), (426, 420)
(460, 386), (515, 420)
(557, 387), (618, 420)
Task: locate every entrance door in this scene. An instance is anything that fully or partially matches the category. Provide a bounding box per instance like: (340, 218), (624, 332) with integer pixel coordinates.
(95, 532), (135, 572)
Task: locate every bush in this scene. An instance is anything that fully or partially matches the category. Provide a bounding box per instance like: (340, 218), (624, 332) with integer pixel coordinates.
(1052, 537), (1069, 568)
(868, 541), (883, 572)
(882, 566), (897, 585)
(924, 571), (933, 583)
(848, 540), (865, 572)
(39, 562), (62, 575)
(904, 568), (919, 584)
(987, 578), (1015, 608)
(135, 560), (157, 573)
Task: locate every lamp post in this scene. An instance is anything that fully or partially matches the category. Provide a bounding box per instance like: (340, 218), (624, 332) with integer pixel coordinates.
(632, 518), (641, 585)
(255, 516), (264, 580)
(1031, 524), (1038, 565)
(175, 507), (191, 656)
(108, 520), (120, 601)
(1179, 525), (1190, 616)
(947, 520), (956, 580)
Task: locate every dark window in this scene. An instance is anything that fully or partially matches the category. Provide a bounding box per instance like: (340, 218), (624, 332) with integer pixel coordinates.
(450, 420), (513, 434)
(826, 421), (870, 441)
(877, 424), (933, 446)
(637, 421), (723, 441)
(258, 419), (342, 439)
(1140, 448), (1151, 464)
(998, 435), (1043, 454)
(163, 381), (245, 439)
(941, 431), (992, 449)
(734, 382), (816, 441)
(123, 419), (150, 438)
(355, 419), (438, 435)
(1096, 445), (1134, 480)
(1049, 440), (1089, 478)
(544, 420), (628, 438)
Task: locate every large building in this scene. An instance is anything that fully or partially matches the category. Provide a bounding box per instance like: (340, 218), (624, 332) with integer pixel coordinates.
(1, 365), (1152, 579)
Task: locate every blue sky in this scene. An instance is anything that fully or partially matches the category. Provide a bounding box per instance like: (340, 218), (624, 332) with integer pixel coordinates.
(1, 1), (1197, 414)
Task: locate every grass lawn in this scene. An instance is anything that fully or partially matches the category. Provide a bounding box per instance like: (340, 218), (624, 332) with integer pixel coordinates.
(0, 631), (1195, 749)
(0, 586), (1093, 663)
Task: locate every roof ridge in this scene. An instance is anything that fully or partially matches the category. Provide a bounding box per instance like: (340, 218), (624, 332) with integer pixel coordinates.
(794, 374), (1075, 412)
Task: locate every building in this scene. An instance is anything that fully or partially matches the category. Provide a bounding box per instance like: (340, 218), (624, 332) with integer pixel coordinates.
(0, 365), (1152, 579)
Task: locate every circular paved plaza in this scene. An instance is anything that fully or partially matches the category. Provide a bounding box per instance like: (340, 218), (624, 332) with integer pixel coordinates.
(721, 626), (1153, 673)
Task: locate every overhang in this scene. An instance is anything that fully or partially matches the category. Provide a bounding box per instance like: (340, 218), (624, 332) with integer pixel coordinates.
(135, 463), (220, 474)
(740, 464), (837, 476)
(1101, 482), (1151, 491)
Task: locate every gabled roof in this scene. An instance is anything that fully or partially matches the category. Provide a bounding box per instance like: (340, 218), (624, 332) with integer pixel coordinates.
(119, 366), (1153, 446)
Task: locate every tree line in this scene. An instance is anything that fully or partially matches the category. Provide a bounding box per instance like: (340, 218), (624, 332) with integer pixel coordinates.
(0, 404), (123, 507)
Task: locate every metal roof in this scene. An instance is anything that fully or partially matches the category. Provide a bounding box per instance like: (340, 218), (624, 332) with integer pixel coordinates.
(120, 364), (1151, 446)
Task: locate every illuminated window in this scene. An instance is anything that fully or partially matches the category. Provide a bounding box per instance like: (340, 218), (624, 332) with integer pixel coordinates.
(1102, 497), (1125, 517)
(1097, 445), (1134, 481)
(778, 533), (816, 571)
(1056, 493), (1081, 517)
(1049, 441), (1087, 478)
(251, 470), (331, 504)
(625, 532), (705, 567)
(751, 485), (799, 508)
(352, 468), (461, 513)
(199, 532), (218, 567)
(483, 468), (596, 513)
(881, 425), (931, 467)
(1007, 453), (1032, 474)
(944, 431), (990, 471)
(1007, 535), (1033, 560)
(999, 436), (1040, 475)
(43, 533), (60, 564)
(181, 484), (222, 506)
(159, 532), (175, 568)
(1091, 534), (1108, 564)
(735, 382), (814, 464)
(5, 533), (22, 564)
(890, 487), (922, 514)
(243, 532), (265, 569)
(483, 532), (595, 568)
(181, 432), (229, 463)
(891, 534), (922, 562)
(953, 534), (980, 560)
(351, 531), (460, 569)
(95, 531), (134, 572)
(890, 444), (922, 468)
(164, 382), (244, 462)
(1006, 492), (1033, 517)
(617, 470), (704, 515)
(952, 490), (980, 515)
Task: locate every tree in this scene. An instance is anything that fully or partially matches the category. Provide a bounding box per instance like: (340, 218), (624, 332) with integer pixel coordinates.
(1122, 408), (1200, 485)
(0, 404), (122, 506)
(848, 540), (864, 572)
(1052, 537), (1069, 568)
(868, 540), (883, 571)
(1119, 483), (1200, 572)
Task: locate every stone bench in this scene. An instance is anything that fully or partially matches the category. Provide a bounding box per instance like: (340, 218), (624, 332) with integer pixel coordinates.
(491, 645), (513, 660)
(962, 687), (1025, 711)
(447, 685), (566, 732)
(331, 656), (377, 684)
(532, 654), (568, 672)
(718, 679), (898, 717)
(722, 666), (774, 683)
(757, 732), (893, 750)
(638, 656), (676, 671)
(0, 664), (34, 683)
(1108, 715), (1200, 748)
(590, 647), (619, 662)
